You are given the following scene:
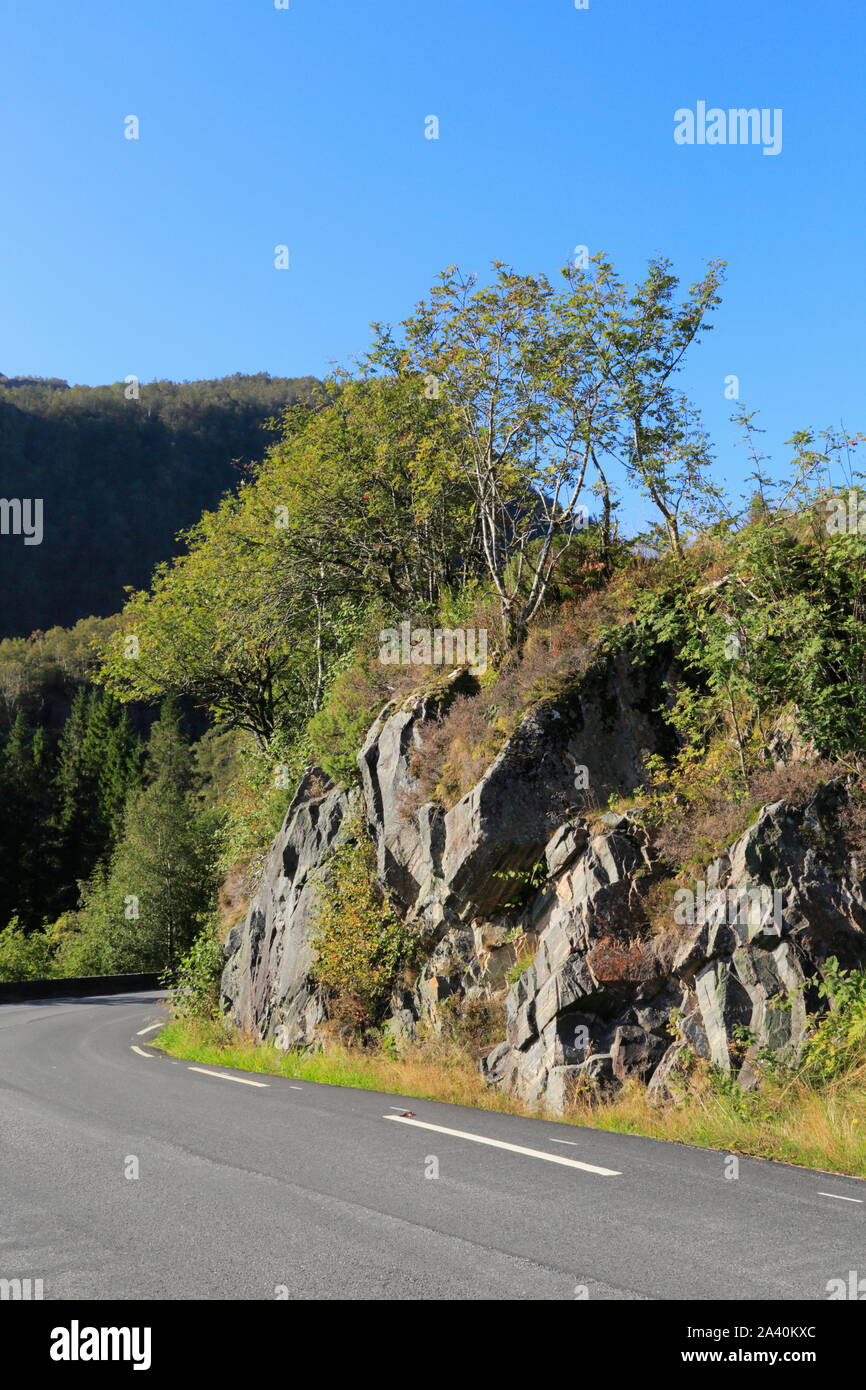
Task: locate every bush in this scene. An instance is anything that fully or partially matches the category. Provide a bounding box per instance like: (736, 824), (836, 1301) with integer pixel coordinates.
(211, 734), (295, 884)
(166, 926), (225, 1021)
(310, 816), (418, 1033)
(306, 655), (389, 786)
(800, 958), (866, 1084)
(0, 917), (53, 981)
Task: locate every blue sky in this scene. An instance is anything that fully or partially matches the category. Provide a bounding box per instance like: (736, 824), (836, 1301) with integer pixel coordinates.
(2, 0), (864, 519)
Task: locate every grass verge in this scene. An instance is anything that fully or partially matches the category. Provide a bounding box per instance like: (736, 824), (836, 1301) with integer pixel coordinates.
(154, 1017), (866, 1179)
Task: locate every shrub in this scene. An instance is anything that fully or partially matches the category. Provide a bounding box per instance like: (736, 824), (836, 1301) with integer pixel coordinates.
(166, 925), (225, 1021)
(437, 995), (504, 1056)
(211, 735), (294, 884)
(310, 816), (418, 1033)
(800, 958), (866, 1084)
(306, 656), (389, 786)
(0, 917), (53, 981)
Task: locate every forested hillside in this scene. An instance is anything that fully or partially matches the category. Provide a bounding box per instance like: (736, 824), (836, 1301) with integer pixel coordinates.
(0, 372), (319, 634)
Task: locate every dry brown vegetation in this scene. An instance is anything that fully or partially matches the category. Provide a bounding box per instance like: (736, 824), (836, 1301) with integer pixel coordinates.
(648, 758), (847, 875)
(403, 586), (622, 811)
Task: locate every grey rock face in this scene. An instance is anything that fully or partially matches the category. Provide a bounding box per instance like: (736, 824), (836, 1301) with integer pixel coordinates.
(359, 646), (675, 931)
(663, 787), (866, 1083)
(221, 770), (355, 1045)
(358, 669), (478, 916)
(486, 784), (866, 1110)
(221, 646), (866, 1119)
(432, 649), (675, 921)
(488, 815), (676, 1109)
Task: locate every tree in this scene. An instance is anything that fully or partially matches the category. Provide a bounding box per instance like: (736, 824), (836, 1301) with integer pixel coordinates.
(100, 497), (307, 745)
(559, 254), (726, 557)
(60, 702), (216, 974)
(53, 688), (142, 900)
(370, 265), (602, 648)
(110, 701), (215, 968)
(0, 714), (54, 928)
(100, 375), (470, 741)
(256, 375), (478, 612)
(0, 917), (53, 981)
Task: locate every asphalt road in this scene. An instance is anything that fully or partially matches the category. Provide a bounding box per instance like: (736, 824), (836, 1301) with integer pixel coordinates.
(1, 990), (864, 1301)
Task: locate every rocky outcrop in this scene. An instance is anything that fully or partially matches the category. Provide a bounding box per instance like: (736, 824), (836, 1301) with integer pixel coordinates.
(485, 785), (866, 1110)
(483, 813), (673, 1108)
(361, 646), (676, 930)
(221, 771), (355, 1046)
(220, 646), (866, 1114)
(660, 786), (866, 1091)
(223, 645), (673, 1052)
(358, 668), (478, 915)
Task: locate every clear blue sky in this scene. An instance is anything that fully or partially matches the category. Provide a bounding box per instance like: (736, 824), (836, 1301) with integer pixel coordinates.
(2, 0), (864, 517)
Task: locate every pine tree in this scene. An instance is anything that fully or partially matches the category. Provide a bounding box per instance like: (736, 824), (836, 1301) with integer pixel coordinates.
(0, 711), (55, 928)
(63, 701), (215, 973)
(52, 689), (143, 907)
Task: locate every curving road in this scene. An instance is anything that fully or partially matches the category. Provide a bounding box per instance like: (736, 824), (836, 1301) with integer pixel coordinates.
(1, 990), (864, 1301)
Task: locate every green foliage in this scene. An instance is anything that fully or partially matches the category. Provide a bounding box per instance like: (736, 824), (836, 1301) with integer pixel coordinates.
(57, 702), (217, 975)
(208, 732), (295, 881)
(54, 688), (143, 892)
(625, 490), (866, 769)
(101, 492), (306, 744)
(491, 860), (548, 909)
(257, 374), (477, 609)
(306, 639), (391, 786)
(0, 713), (53, 928)
(505, 951), (535, 986)
(0, 917), (53, 981)
(801, 958), (866, 1084)
(165, 925), (225, 1021)
(310, 817), (418, 1032)
(0, 616), (121, 727)
(371, 255), (723, 644)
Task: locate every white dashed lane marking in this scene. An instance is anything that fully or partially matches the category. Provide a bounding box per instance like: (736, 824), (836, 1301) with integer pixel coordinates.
(187, 1066), (269, 1088)
(384, 1115), (621, 1175)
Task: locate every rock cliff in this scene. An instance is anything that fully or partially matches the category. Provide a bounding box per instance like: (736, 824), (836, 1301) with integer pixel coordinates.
(221, 649), (866, 1110)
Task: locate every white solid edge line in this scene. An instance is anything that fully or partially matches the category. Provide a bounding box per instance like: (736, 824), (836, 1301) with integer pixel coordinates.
(818, 1192), (863, 1203)
(136, 1023), (162, 1036)
(188, 1066), (269, 1088)
(130, 1045), (152, 1058)
(384, 1115), (620, 1175)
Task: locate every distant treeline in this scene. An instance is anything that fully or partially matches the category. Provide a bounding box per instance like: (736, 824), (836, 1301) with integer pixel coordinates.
(0, 372), (320, 635)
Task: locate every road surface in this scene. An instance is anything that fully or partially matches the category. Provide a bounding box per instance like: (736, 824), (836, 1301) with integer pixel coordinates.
(1, 990), (863, 1300)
